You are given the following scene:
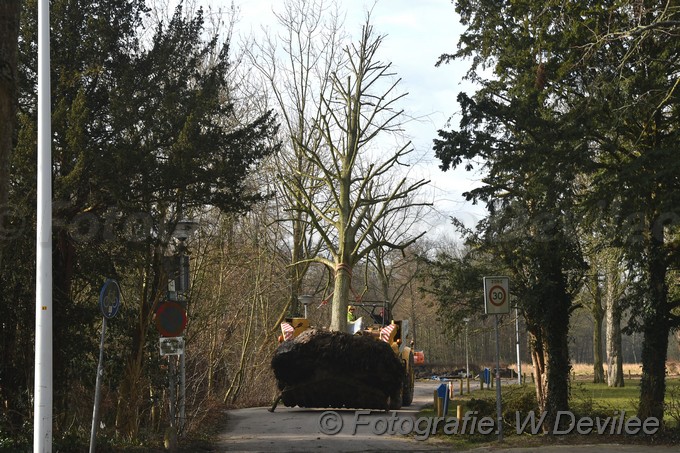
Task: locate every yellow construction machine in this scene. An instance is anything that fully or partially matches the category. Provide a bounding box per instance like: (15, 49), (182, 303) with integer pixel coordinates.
(270, 301), (415, 411)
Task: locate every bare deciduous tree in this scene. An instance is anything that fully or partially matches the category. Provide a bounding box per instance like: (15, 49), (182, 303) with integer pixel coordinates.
(365, 182), (431, 312)
(289, 20), (429, 331)
(248, 3), (429, 331)
(246, 0), (344, 317)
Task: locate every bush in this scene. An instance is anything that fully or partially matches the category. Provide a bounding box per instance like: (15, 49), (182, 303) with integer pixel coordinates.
(502, 385), (538, 418)
(665, 384), (680, 429)
(464, 384), (537, 431)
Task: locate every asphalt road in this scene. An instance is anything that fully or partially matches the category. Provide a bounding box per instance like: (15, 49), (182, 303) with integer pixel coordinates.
(214, 380), (679, 453)
(215, 380), (454, 452)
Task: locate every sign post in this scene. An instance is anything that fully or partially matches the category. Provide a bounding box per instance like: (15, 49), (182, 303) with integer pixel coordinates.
(483, 276), (509, 442)
(89, 279), (121, 453)
(515, 306), (522, 385)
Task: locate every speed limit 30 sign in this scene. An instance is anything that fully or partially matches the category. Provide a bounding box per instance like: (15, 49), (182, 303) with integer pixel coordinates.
(484, 276), (510, 314)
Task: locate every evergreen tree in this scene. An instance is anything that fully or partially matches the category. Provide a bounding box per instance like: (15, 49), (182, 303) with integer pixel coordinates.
(582, 3), (680, 419)
(1, 0), (278, 442)
(0, 0), (21, 264)
(435, 0), (680, 422)
(434, 0), (594, 429)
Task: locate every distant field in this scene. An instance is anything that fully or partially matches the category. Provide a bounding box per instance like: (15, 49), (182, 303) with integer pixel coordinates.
(570, 362), (644, 378)
(516, 361), (680, 379)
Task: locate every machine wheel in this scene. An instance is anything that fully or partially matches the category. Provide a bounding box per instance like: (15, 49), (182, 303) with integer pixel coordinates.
(401, 350), (415, 406)
(388, 389), (402, 410)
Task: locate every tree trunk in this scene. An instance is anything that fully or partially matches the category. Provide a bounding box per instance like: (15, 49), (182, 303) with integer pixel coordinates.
(223, 267), (257, 404)
(592, 317), (605, 383)
(591, 275), (605, 383)
(637, 235), (669, 421)
(116, 244), (163, 438)
(529, 331), (547, 416)
(330, 263), (351, 332)
(521, 238), (574, 432)
(543, 292), (571, 432)
(521, 238), (574, 431)
(638, 313), (669, 420)
(116, 359), (145, 438)
(605, 283), (624, 387)
(289, 213), (304, 317)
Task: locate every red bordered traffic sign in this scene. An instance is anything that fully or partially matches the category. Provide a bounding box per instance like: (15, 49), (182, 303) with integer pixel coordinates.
(488, 285), (507, 306)
(155, 301), (187, 337)
(483, 276), (510, 314)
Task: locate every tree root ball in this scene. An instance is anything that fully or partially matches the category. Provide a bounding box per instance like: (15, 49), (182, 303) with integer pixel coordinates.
(271, 329), (404, 409)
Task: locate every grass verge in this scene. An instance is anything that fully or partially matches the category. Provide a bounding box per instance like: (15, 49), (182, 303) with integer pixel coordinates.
(416, 378), (680, 450)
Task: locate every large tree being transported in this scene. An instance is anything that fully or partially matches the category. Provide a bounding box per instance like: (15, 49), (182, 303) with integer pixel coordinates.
(281, 17), (428, 332)
(267, 8), (425, 412)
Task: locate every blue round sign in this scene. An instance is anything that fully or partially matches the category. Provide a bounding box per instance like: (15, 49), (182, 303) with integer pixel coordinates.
(99, 279), (121, 319)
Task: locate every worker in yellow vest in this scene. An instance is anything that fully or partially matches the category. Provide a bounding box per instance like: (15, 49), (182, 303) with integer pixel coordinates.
(347, 305), (357, 323)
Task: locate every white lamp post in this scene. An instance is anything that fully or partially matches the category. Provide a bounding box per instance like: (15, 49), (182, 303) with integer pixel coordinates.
(298, 295), (313, 318)
(35, 0), (53, 450)
(172, 219), (199, 241)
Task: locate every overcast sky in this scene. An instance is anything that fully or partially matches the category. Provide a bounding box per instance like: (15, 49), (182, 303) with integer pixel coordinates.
(211, 0), (487, 242)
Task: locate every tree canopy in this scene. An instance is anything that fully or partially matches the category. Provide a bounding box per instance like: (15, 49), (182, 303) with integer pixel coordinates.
(434, 0), (680, 423)
(1, 0), (279, 444)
